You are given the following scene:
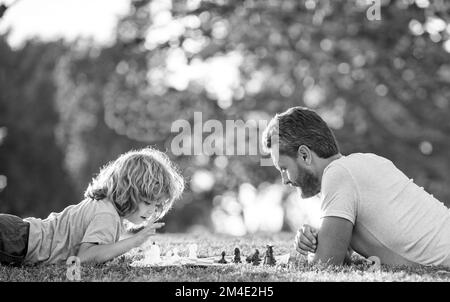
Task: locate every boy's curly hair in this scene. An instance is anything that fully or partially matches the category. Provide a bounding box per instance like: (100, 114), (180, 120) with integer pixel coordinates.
(84, 147), (184, 219)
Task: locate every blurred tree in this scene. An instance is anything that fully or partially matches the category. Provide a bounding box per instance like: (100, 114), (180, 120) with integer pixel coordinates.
(54, 0), (450, 232)
(155, 0), (450, 205)
(0, 36), (77, 217)
(4, 0), (449, 232)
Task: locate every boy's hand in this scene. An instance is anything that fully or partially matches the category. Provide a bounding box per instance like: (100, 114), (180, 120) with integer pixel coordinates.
(133, 222), (165, 247)
(294, 224), (318, 255)
(77, 222), (165, 264)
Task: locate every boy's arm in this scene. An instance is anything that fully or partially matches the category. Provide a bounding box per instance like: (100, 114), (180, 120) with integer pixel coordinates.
(77, 236), (139, 264)
(313, 216), (353, 266)
(77, 222), (164, 264)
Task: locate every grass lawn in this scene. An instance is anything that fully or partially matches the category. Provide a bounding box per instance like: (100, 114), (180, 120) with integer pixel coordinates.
(1, 232), (450, 282)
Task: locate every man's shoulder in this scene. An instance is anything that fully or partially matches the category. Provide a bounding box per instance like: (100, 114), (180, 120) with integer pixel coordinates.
(326, 153), (389, 172)
(323, 153), (391, 184)
(323, 152), (404, 195)
(321, 159), (356, 195)
(338, 152), (387, 163)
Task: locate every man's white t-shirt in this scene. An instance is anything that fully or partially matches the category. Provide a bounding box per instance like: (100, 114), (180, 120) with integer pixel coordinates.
(320, 153), (450, 266)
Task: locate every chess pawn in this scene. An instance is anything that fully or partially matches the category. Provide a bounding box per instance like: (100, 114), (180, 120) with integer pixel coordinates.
(145, 242), (161, 264)
(141, 239), (153, 251)
(233, 248), (241, 263)
(250, 249), (261, 266)
(245, 253), (252, 263)
(263, 245), (276, 266)
(307, 252), (315, 263)
(151, 242), (161, 263)
(218, 251), (228, 264)
(245, 249), (260, 264)
(172, 247), (181, 261)
(188, 243), (198, 259)
(165, 249), (173, 259)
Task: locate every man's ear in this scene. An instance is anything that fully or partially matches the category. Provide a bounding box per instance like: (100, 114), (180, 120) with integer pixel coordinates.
(297, 145), (312, 165)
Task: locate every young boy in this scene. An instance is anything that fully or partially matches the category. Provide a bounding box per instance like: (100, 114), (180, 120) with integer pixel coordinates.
(0, 147), (184, 265)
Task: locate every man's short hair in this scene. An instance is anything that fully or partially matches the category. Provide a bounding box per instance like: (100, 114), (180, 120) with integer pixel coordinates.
(262, 106), (339, 158)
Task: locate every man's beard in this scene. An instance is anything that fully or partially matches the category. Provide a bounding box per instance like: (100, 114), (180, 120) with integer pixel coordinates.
(294, 169), (320, 198)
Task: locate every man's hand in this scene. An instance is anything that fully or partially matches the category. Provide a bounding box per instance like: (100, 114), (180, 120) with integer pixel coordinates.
(133, 222), (165, 247)
(294, 224), (318, 255)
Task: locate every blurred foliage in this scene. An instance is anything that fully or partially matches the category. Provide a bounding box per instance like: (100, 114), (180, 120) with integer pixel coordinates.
(1, 0), (450, 232)
(0, 37), (77, 217)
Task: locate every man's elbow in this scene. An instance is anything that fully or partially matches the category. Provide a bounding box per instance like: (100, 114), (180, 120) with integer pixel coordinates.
(312, 253), (345, 267)
(77, 253), (108, 264)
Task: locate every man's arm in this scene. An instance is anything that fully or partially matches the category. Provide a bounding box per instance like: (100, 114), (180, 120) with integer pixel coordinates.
(313, 216), (353, 266)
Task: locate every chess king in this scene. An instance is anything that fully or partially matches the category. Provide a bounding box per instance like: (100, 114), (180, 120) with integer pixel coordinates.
(262, 106), (450, 267)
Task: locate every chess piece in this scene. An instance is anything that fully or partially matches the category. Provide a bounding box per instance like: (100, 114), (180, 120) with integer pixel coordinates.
(144, 242), (161, 264)
(263, 245), (276, 266)
(218, 251), (228, 264)
(252, 249), (261, 266)
(233, 248), (241, 263)
(307, 252), (315, 263)
(153, 242), (161, 256)
(246, 249), (261, 265)
(245, 253), (252, 263)
(188, 243), (198, 259)
(172, 247), (181, 261)
(165, 249), (173, 259)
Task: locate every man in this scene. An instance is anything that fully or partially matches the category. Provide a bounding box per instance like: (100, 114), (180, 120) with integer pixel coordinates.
(262, 106), (450, 267)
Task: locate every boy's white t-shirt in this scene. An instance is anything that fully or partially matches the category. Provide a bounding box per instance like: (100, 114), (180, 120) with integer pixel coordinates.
(320, 153), (450, 266)
(24, 199), (123, 264)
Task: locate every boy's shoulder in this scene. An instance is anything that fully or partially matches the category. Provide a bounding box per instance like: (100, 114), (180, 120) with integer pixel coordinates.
(82, 198), (120, 218)
(25, 198), (119, 223)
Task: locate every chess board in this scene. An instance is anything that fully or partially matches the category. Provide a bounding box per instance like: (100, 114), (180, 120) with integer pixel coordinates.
(130, 254), (291, 267)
